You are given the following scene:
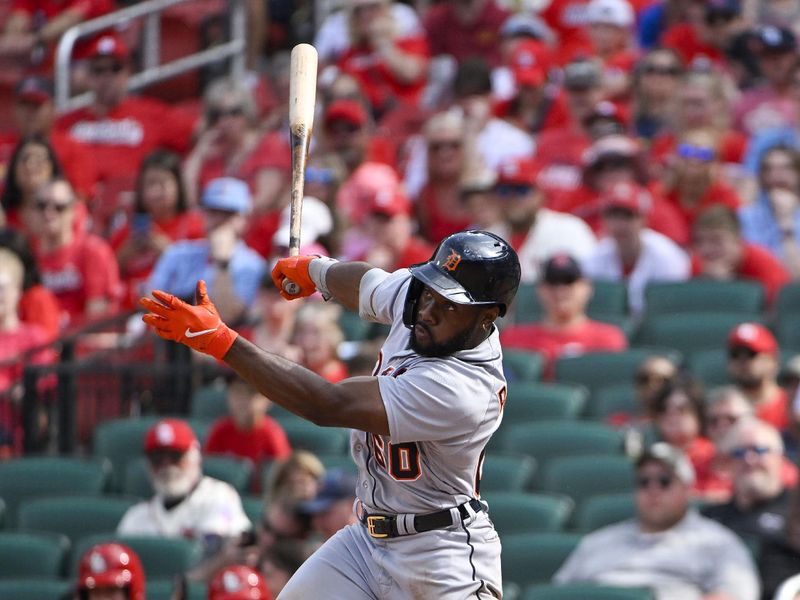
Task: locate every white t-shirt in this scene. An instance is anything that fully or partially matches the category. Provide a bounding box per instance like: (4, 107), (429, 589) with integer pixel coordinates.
(581, 228), (690, 315)
(117, 476), (251, 540)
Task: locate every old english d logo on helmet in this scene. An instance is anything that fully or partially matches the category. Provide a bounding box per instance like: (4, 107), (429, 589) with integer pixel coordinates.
(442, 249), (462, 272)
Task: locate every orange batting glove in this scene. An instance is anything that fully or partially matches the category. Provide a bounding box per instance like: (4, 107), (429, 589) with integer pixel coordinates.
(139, 280), (238, 360)
(271, 256), (317, 300)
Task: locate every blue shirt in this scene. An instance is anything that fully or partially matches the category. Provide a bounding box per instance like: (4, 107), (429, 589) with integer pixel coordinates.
(148, 239), (266, 306)
(739, 192), (800, 259)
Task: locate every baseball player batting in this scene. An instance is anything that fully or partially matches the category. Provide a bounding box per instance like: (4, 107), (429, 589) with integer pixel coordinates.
(140, 229), (521, 599)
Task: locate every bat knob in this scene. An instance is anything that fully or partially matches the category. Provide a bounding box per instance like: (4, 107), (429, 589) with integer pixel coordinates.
(283, 279), (301, 296)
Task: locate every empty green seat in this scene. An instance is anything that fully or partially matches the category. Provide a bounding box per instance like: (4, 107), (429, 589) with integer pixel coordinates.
(190, 383), (228, 420)
(0, 457), (110, 526)
(634, 313), (759, 355)
(587, 384), (638, 420)
(554, 349), (680, 394)
(480, 454), (536, 493)
(17, 496), (136, 543)
(504, 350), (544, 383)
(484, 493), (573, 535)
(688, 350), (730, 387)
(70, 534), (202, 579)
(644, 280), (763, 316)
(123, 454), (254, 498)
(523, 584), (655, 600)
(574, 493), (636, 533)
(241, 495), (264, 526)
(93, 417), (160, 489)
(501, 533), (582, 588)
(541, 456), (634, 509)
(0, 579), (71, 600)
(506, 382), (588, 422)
(0, 532), (69, 578)
(280, 420), (349, 455)
(775, 314), (800, 353)
(775, 282), (800, 319)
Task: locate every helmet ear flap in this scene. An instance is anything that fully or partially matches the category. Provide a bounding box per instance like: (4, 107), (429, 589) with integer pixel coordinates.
(403, 276), (424, 328)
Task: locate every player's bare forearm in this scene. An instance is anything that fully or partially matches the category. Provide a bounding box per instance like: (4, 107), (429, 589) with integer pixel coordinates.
(325, 261), (374, 312)
(224, 335), (390, 434)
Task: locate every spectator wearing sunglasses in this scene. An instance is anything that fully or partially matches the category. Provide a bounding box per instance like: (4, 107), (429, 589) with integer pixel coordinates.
(727, 323), (790, 432)
(500, 254), (626, 379)
(492, 157), (596, 283)
(554, 442), (760, 600)
(691, 206), (789, 303)
(22, 178), (119, 329)
(630, 48), (685, 142)
(703, 418), (799, 599)
(735, 26), (799, 137)
(55, 34), (197, 192)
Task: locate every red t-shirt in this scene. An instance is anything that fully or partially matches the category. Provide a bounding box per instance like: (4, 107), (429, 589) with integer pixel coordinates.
(690, 243), (790, 304)
(393, 236), (434, 270)
(55, 97), (196, 184)
(0, 323), (50, 391)
(661, 23), (724, 66)
(416, 184), (472, 245)
(205, 416), (292, 466)
(540, 0), (593, 65)
(500, 319), (628, 379)
(756, 387), (790, 431)
(197, 131), (291, 193)
(423, 0), (510, 67)
(18, 284), (60, 341)
(33, 233), (121, 328)
(659, 181), (741, 238)
(338, 37), (430, 112)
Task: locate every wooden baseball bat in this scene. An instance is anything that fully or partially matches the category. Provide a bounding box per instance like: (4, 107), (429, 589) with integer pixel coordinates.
(283, 43), (318, 295)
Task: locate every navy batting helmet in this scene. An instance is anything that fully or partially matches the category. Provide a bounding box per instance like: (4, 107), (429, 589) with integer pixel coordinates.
(402, 230), (521, 327)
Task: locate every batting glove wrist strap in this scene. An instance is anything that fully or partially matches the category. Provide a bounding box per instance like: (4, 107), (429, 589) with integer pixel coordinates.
(309, 256), (338, 300)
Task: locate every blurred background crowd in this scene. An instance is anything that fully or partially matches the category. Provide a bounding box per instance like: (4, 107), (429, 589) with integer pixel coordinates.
(4, 0), (800, 597)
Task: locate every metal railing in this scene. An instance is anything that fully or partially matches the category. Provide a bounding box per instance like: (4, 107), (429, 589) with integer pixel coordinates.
(54, 0), (246, 112)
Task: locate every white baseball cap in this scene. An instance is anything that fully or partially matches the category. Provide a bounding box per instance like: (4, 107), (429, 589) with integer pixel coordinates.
(273, 196), (333, 249)
(586, 0), (635, 27)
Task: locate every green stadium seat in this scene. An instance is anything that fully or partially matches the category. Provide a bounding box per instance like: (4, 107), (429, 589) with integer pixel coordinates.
(190, 383), (228, 420)
(0, 457), (110, 527)
(541, 456), (634, 509)
(587, 383), (638, 420)
(644, 280), (764, 316)
(513, 282), (627, 324)
(241, 495), (264, 526)
(574, 493), (636, 533)
(123, 454), (254, 498)
(0, 498), (5, 530)
(498, 422), (624, 476)
(147, 579), (207, 600)
(522, 584), (655, 600)
(17, 496), (136, 544)
(480, 454), (537, 493)
(503, 350), (544, 383)
(317, 454), (358, 474)
(70, 534), (202, 579)
(776, 282), (800, 319)
(634, 313), (759, 355)
(0, 532), (69, 578)
(484, 493), (573, 535)
(279, 420), (349, 455)
(505, 382), (588, 422)
(501, 533), (582, 588)
(775, 314), (800, 353)
(688, 350), (730, 387)
(339, 310), (370, 341)
(93, 417), (160, 489)
(554, 349), (681, 394)
(0, 579), (71, 600)
(504, 582), (522, 600)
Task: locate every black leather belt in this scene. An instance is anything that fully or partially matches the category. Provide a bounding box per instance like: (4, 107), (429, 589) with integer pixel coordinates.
(360, 498), (484, 539)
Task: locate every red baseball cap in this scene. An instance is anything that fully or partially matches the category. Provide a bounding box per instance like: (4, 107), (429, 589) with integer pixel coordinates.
(600, 182), (651, 215)
(496, 157), (539, 187)
(367, 188), (411, 217)
(324, 99), (367, 128)
(88, 33), (129, 62)
(144, 419), (198, 453)
(728, 323), (778, 356)
(510, 40), (548, 87)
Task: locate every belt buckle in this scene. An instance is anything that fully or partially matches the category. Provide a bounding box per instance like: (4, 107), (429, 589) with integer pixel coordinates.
(366, 515), (390, 538)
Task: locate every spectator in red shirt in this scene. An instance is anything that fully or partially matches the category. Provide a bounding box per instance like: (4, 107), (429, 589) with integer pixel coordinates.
(338, 0), (429, 117)
(55, 34), (196, 206)
(205, 374), (291, 483)
(291, 302), (349, 383)
(691, 206), (790, 303)
(539, 0), (594, 65)
(727, 323), (790, 431)
(23, 178), (120, 329)
(585, 0), (639, 99)
(500, 254), (627, 378)
(423, 0), (510, 67)
(110, 150), (205, 308)
(660, 0), (738, 67)
(630, 48), (685, 141)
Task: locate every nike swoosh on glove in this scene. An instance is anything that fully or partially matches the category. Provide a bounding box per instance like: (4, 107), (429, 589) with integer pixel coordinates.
(139, 280), (238, 360)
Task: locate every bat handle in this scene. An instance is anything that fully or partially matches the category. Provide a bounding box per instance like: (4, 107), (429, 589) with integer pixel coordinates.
(282, 245), (301, 296)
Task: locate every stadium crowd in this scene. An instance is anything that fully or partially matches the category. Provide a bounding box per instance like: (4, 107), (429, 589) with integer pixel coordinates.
(3, 0), (800, 597)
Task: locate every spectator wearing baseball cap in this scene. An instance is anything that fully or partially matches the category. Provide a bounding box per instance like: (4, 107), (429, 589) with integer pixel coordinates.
(582, 181), (690, 315)
(726, 323), (790, 431)
(735, 25), (799, 137)
(500, 253), (626, 378)
(554, 442), (760, 599)
(148, 177), (267, 325)
(117, 418), (251, 552)
(299, 469), (358, 542)
(691, 206), (790, 303)
(585, 0), (638, 99)
(491, 157), (597, 284)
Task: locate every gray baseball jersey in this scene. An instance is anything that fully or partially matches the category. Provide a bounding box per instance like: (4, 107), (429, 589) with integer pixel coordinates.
(278, 267), (506, 600)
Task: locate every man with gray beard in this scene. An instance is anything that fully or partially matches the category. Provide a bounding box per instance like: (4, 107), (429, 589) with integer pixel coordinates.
(117, 418), (251, 557)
